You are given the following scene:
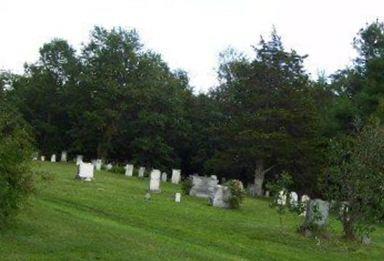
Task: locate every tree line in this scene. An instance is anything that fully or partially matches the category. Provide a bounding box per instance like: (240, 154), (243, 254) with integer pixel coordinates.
(2, 21), (384, 200)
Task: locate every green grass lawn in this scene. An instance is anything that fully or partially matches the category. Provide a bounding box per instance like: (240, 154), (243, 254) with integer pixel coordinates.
(0, 162), (383, 260)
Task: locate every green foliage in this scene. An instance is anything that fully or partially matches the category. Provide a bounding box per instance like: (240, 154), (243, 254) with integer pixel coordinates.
(226, 179), (245, 209)
(322, 120), (384, 240)
(0, 101), (33, 228)
(208, 30), (323, 194)
(109, 165), (125, 174)
(181, 176), (193, 195)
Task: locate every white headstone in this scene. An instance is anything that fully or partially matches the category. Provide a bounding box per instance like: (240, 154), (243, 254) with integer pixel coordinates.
(265, 190), (270, 197)
(50, 154), (56, 162)
(149, 169), (161, 192)
(300, 194), (311, 216)
(289, 191), (299, 207)
(125, 164), (134, 176)
(138, 167), (145, 178)
(171, 169), (181, 184)
(105, 163), (113, 170)
(175, 192), (181, 203)
(209, 185), (231, 208)
(277, 190), (287, 206)
(60, 151), (67, 162)
(76, 155), (83, 165)
(41, 156), (45, 162)
(76, 162), (94, 181)
(95, 159), (102, 171)
(161, 172), (167, 182)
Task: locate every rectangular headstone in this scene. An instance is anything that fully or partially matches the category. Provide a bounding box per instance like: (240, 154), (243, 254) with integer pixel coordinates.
(76, 162), (94, 181)
(76, 155), (83, 165)
(209, 185), (231, 208)
(41, 156), (45, 162)
(105, 163), (113, 170)
(61, 151), (67, 162)
(50, 154), (56, 162)
(161, 172), (167, 182)
(149, 169), (161, 192)
(171, 169), (181, 184)
(125, 164), (134, 177)
(175, 193), (181, 203)
(95, 159), (102, 171)
(138, 167), (145, 178)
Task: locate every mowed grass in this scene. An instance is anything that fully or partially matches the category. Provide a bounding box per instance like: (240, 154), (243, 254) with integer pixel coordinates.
(0, 162), (383, 260)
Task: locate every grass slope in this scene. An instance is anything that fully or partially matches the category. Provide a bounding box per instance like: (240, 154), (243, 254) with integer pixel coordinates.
(0, 162), (383, 260)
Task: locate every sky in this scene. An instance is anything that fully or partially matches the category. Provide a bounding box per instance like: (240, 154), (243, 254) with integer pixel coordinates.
(0, 0), (383, 93)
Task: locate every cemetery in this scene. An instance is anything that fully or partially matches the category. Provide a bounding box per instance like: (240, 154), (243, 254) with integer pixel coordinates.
(1, 2), (384, 259)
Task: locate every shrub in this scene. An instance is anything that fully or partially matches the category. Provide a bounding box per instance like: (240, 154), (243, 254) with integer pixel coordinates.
(226, 179), (245, 209)
(110, 165), (125, 174)
(0, 102), (33, 228)
(181, 176), (193, 195)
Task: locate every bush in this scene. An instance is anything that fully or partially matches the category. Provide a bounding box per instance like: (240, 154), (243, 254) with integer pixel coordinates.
(0, 102), (33, 228)
(181, 176), (193, 195)
(226, 179), (245, 209)
(110, 165), (125, 174)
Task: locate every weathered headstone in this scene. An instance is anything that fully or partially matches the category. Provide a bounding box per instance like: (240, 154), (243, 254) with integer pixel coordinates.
(161, 172), (167, 182)
(76, 162), (94, 181)
(289, 191), (299, 207)
(175, 192), (181, 203)
(149, 169), (161, 193)
(171, 169), (181, 184)
(76, 155), (83, 165)
(209, 185), (231, 208)
(189, 175), (219, 198)
(304, 199), (330, 228)
(41, 156), (45, 162)
(125, 164), (134, 177)
(95, 159), (102, 171)
(105, 163), (113, 170)
(277, 190), (287, 206)
(265, 190), (270, 197)
(50, 154), (56, 162)
(300, 194), (311, 216)
(248, 184), (257, 197)
(138, 167), (145, 178)
(60, 151), (67, 162)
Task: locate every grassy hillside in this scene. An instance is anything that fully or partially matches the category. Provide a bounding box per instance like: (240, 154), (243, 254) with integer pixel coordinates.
(0, 162), (383, 260)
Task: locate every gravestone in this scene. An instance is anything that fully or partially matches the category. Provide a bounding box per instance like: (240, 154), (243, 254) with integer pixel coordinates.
(138, 167), (145, 178)
(161, 172), (167, 182)
(76, 162), (94, 181)
(105, 163), (113, 170)
(289, 191), (299, 207)
(300, 194), (311, 216)
(189, 175), (219, 198)
(209, 185), (231, 208)
(304, 199), (330, 228)
(175, 192), (181, 203)
(265, 190), (270, 197)
(171, 169), (181, 184)
(41, 156), (45, 162)
(61, 151), (67, 162)
(125, 164), (134, 177)
(95, 159), (102, 171)
(277, 190), (287, 206)
(76, 155), (83, 165)
(149, 169), (161, 193)
(248, 184), (257, 197)
(51, 154), (56, 162)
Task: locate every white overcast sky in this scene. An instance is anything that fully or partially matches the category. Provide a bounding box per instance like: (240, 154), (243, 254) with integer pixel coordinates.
(0, 0), (382, 92)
